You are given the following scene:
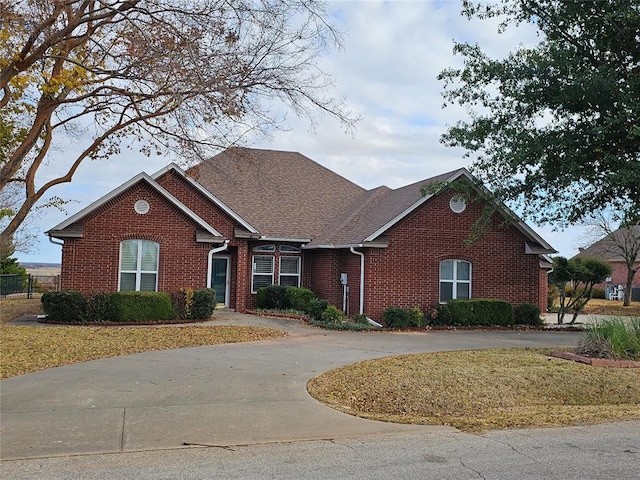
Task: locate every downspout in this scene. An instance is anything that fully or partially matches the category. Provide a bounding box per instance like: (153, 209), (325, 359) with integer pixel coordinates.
(207, 240), (230, 289)
(349, 247), (365, 314)
(350, 246), (382, 328)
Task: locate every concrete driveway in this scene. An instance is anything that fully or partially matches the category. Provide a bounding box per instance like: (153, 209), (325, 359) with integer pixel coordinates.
(1, 312), (585, 461)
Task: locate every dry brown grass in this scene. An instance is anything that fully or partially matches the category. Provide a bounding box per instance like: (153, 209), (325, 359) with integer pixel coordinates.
(0, 297), (43, 324)
(581, 298), (640, 316)
(0, 325), (286, 379)
(307, 349), (640, 432)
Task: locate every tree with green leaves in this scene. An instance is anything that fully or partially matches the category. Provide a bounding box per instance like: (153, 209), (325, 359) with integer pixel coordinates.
(0, 0), (354, 249)
(439, 0), (639, 227)
(550, 256), (612, 324)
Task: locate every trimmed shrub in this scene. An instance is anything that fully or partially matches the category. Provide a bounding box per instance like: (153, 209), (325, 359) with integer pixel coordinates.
(41, 290), (87, 322)
(471, 299), (514, 326)
(85, 292), (112, 323)
(285, 287), (317, 313)
(307, 298), (329, 320)
(514, 303), (543, 326)
(383, 306), (413, 328)
(383, 306), (425, 328)
(321, 304), (345, 323)
(591, 288), (606, 299)
(190, 288), (216, 319)
(108, 291), (175, 322)
(446, 300), (475, 325)
(256, 285), (288, 309)
(429, 299), (513, 327)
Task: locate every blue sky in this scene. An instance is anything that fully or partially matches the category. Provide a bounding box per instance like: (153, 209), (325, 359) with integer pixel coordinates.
(16, 0), (591, 264)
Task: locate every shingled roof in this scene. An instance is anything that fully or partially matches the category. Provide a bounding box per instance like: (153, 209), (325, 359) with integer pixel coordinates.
(307, 170), (465, 247)
(186, 147), (554, 253)
(188, 147), (365, 240)
(575, 225), (640, 262)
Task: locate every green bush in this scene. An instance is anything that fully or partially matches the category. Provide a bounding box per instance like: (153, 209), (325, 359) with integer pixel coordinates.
(285, 287), (317, 313)
(383, 306), (413, 328)
(591, 288), (606, 299)
(108, 291), (175, 322)
(447, 300), (475, 325)
(85, 292), (112, 323)
(190, 288), (216, 319)
(309, 305), (373, 331)
(307, 298), (329, 320)
(470, 299), (514, 326)
(256, 285), (288, 309)
(383, 306), (425, 328)
(321, 304), (345, 323)
(429, 299), (513, 327)
(41, 290), (87, 322)
(514, 303), (543, 326)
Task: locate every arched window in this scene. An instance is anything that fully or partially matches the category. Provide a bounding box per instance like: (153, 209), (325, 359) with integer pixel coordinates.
(119, 240), (159, 291)
(439, 260), (471, 302)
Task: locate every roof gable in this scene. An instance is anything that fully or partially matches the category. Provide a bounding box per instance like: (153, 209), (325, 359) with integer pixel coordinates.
(47, 172), (224, 241)
(306, 167), (555, 253)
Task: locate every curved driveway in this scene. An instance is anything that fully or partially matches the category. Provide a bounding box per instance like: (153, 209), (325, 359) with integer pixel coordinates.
(1, 312), (583, 460)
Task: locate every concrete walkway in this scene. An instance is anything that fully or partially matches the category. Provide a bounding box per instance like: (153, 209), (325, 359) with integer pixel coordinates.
(1, 311), (583, 461)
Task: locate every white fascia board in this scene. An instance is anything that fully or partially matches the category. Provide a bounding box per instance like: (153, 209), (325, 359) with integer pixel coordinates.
(151, 163), (259, 234)
(48, 172), (224, 239)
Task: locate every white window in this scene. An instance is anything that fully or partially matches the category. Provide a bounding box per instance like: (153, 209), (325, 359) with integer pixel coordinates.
(252, 255), (274, 293)
(119, 240), (159, 291)
(439, 260), (471, 302)
(279, 256), (301, 287)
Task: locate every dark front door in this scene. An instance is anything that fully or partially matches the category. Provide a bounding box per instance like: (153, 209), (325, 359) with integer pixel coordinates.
(211, 256), (230, 307)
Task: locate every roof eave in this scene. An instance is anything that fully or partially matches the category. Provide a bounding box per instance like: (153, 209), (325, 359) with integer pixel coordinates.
(48, 172), (224, 240)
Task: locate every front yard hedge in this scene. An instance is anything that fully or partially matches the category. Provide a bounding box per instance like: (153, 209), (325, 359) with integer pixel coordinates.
(433, 299), (514, 327)
(41, 290), (87, 322)
(108, 291), (175, 322)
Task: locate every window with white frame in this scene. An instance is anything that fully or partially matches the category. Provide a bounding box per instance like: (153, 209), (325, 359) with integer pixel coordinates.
(252, 255), (274, 293)
(119, 240), (159, 291)
(279, 256), (301, 287)
(439, 260), (471, 302)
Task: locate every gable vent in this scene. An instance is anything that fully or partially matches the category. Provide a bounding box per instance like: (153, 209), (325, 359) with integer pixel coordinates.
(449, 196), (466, 214)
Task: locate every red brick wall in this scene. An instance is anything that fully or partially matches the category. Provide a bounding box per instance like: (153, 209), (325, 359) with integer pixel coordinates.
(60, 182), (216, 294)
(593, 261), (640, 291)
(361, 192), (547, 321)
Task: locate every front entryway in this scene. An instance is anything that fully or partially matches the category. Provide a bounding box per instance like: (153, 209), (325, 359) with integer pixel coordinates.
(210, 255), (231, 307)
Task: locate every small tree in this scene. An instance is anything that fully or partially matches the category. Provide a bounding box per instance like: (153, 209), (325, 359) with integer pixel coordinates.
(550, 256), (612, 324)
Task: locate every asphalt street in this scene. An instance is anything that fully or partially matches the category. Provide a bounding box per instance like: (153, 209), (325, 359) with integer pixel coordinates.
(1, 312), (638, 479)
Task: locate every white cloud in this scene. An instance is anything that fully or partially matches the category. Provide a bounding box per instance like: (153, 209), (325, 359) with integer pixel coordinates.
(17, 0), (577, 264)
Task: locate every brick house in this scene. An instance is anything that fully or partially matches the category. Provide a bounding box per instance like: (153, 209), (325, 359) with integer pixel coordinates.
(47, 147), (555, 321)
(575, 225), (640, 301)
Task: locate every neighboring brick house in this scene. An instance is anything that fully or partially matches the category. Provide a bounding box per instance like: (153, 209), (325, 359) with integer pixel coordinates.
(47, 147), (555, 321)
(575, 225), (640, 301)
